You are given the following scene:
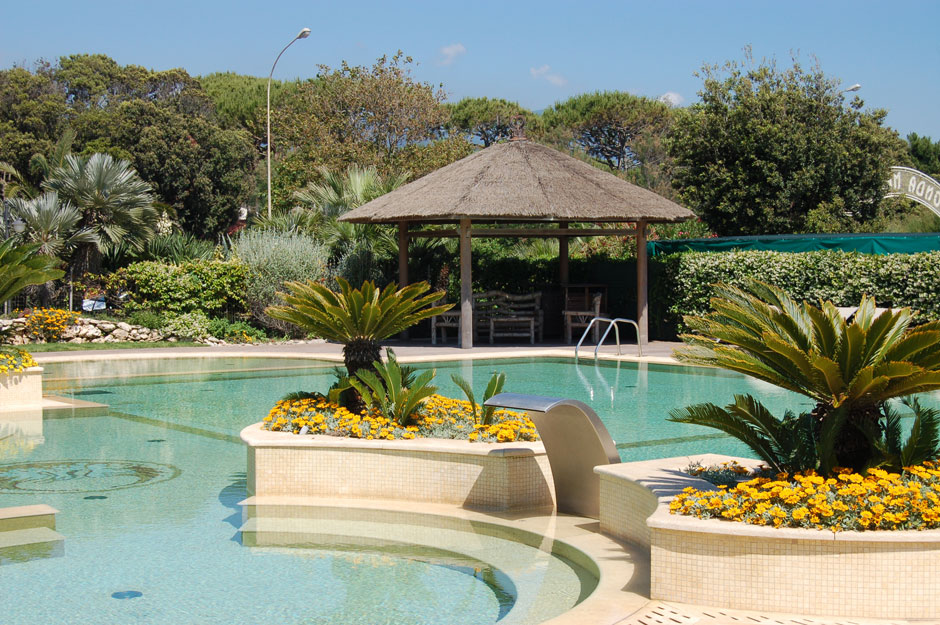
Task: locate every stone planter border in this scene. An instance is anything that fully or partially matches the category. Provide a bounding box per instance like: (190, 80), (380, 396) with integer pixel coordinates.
(0, 366), (43, 412)
(241, 424), (555, 511)
(595, 455), (940, 619)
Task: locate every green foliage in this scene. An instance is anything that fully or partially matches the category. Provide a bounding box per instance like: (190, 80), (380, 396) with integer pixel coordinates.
(225, 229), (330, 331)
(271, 53), (465, 209)
(118, 260), (248, 316)
(669, 53), (908, 235)
(655, 250), (940, 335)
(126, 309), (165, 330)
(136, 232), (216, 264)
(907, 133), (940, 176)
(673, 281), (940, 472)
(265, 278), (450, 378)
(451, 371), (506, 426)
(199, 72), (300, 142)
(446, 97), (537, 146)
(543, 91), (673, 173)
(43, 153), (158, 273)
(206, 317), (266, 342)
(350, 350), (437, 426)
(163, 311), (211, 341)
(7, 191), (98, 258)
(0, 240), (65, 305)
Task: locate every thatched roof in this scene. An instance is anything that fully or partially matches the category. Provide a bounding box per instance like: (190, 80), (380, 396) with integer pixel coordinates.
(340, 139), (695, 224)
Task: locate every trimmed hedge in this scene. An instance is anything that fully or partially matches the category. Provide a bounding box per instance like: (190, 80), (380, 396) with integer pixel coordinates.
(117, 260), (249, 316)
(653, 250), (940, 335)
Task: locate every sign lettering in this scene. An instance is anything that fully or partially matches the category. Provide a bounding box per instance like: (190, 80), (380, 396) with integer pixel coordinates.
(885, 166), (940, 217)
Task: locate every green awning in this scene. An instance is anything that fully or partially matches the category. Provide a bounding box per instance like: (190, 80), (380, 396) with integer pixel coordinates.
(648, 233), (940, 256)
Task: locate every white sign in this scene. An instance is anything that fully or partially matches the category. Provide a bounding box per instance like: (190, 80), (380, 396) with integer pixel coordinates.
(885, 166), (940, 217)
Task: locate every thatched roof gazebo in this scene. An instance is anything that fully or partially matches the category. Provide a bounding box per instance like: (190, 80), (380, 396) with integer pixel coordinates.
(340, 134), (695, 348)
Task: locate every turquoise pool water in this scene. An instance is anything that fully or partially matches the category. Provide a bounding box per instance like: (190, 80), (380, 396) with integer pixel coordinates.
(3, 355), (937, 624)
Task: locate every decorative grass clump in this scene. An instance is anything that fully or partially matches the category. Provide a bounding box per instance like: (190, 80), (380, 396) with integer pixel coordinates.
(263, 394), (538, 443)
(671, 461), (940, 532)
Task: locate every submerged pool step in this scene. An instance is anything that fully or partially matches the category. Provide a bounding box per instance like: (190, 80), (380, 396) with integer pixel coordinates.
(0, 505), (65, 565)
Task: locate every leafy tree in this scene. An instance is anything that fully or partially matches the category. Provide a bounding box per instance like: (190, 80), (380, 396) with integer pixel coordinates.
(43, 153), (158, 273)
(671, 281), (940, 473)
(72, 100), (256, 237)
(669, 54), (908, 235)
(0, 240), (64, 305)
(907, 133), (940, 177)
(272, 53), (471, 209)
(0, 64), (67, 185)
(446, 97), (536, 146)
(199, 72), (300, 149)
(543, 91), (673, 173)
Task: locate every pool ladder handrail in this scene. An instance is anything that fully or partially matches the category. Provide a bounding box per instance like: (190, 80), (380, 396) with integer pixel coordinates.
(574, 317), (642, 359)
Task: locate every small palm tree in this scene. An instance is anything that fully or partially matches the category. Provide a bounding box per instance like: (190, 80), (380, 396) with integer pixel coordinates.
(265, 278), (450, 379)
(671, 281), (940, 473)
(7, 192), (98, 258)
(43, 153), (158, 273)
(0, 240), (64, 305)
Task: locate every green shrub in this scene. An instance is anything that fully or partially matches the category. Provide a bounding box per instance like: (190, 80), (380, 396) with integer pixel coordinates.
(117, 260), (248, 317)
(226, 230), (330, 331)
(207, 317), (267, 343)
(163, 311), (211, 341)
(127, 310), (166, 330)
(654, 250), (940, 334)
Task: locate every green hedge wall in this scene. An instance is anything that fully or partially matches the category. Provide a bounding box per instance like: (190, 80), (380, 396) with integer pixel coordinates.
(653, 250), (940, 335)
(117, 260), (249, 317)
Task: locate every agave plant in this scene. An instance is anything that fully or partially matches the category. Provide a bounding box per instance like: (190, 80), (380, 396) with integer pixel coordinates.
(670, 281), (940, 473)
(265, 278), (450, 380)
(0, 240), (65, 305)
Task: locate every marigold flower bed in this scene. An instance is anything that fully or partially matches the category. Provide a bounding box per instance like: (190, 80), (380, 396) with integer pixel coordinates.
(263, 394), (538, 443)
(0, 348), (37, 375)
(670, 462), (940, 531)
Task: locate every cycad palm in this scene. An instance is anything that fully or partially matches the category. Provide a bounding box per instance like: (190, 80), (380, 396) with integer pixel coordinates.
(265, 278), (450, 379)
(0, 240), (64, 305)
(43, 153), (158, 273)
(672, 281), (940, 472)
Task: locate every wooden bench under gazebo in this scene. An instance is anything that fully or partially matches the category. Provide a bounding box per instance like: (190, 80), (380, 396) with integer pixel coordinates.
(340, 122), (695, 348)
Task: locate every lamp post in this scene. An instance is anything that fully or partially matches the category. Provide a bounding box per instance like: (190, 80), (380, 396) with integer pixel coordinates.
(266, 27), (311, 220)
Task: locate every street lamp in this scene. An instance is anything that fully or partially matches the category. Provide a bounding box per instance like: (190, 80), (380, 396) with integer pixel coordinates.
(843, 83), (861, 94)
(2, 202), (26, 315)
(266, 27), (311, 220)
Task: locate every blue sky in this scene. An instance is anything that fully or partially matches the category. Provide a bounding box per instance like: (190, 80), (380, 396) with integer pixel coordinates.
(2, 0), (938, 139)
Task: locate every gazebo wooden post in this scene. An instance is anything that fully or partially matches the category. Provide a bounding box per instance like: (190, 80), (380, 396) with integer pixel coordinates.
(559, 221), (569, 284)
(459, 218), (473, 349)
(636, 220), (649, 346)
(398, 221), (410, 339)
(397, 222), (409, 286)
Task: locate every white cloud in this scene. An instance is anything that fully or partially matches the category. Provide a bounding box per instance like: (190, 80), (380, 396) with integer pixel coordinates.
(530, 64), (567, 87)
(438, 43), (466, 66)
(658, 91), (684, 107)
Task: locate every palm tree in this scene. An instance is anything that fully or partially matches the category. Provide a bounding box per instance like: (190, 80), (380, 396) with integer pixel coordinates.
(671, 281), (940, 473)
(43, 153), (158, 274)
(265, 277), (450, 380)
(293, 165), (409, 283)
(0, 240), (64, 305)
(6, 192), (98, 305)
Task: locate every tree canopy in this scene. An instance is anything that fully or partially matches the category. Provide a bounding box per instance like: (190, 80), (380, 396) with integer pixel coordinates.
(446, 97), (536, 146)
(668, 54), (908, 236)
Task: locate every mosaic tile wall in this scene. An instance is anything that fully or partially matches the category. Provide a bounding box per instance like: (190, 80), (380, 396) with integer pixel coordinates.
(249, 445), (555, 511)
(597, 473), (658, 548)
(651, 527), (940, 619)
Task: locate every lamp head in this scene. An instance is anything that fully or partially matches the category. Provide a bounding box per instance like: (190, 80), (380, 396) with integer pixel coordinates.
(297, 28), (311, 39)
(12, 218), (26, 234)
(845, 83), (861, 93)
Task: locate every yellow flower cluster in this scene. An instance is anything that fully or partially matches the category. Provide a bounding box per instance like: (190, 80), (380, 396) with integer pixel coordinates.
(23, 308), (79, 342)
(0, 348), (37, 375)
(263, 394), (538, 443)
(670, 462), (940, 532)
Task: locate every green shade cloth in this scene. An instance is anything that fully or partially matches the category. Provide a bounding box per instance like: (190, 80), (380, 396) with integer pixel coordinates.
(648, 233), (940, 256)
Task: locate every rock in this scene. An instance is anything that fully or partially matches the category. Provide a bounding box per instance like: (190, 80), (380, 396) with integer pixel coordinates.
(167, 337), (177, 342)
(116, 322), (132, 332)
(97, 322), (116, 332)
(68, 337), (85, 344)
(91, 337), (106, 343)
(110, 328), (129, 341)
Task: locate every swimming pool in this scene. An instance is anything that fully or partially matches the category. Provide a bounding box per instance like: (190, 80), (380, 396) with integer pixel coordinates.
(2, 355), (936, 624)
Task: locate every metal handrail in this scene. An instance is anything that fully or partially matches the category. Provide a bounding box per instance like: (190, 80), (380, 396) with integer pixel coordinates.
(574, 317), (643, 359)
